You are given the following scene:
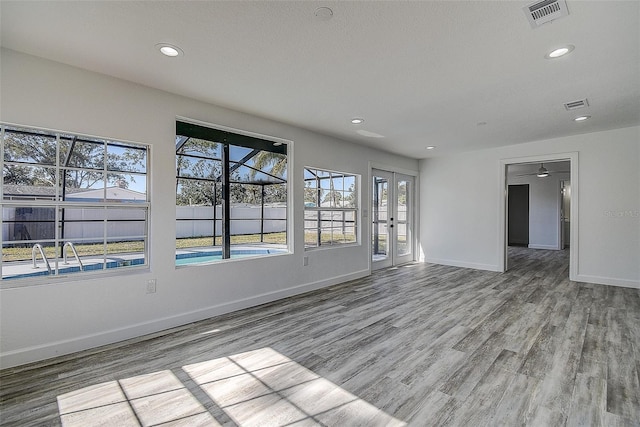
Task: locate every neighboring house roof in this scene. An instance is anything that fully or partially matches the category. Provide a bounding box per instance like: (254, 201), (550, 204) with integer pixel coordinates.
(66, 187), (145, 201)
(3, 184), (145, 201)
(3, 184), (66, 198)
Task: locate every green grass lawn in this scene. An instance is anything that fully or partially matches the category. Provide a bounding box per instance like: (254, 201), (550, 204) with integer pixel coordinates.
(3, 231), (379, 262)
(177, 233), (287, 248)
(3, 241), (147, 262)
(2, 233), (288, 262)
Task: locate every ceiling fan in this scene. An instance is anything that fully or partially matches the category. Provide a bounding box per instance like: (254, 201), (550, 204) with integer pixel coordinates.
(515, 163), (570, 178)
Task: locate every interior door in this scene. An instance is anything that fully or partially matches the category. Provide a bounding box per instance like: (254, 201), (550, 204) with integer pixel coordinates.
(507, 184), (529, 246)
(372, 170), (414, 269)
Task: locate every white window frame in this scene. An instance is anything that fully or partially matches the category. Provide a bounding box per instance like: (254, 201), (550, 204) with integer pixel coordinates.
(304, 167), (360, 250)
(175, 119), (290, 266)
(1, 124), (150, 285)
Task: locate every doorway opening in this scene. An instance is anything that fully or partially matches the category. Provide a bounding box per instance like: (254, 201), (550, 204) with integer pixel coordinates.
(508, 184), (530, 247)
(500, 154), (578, 280)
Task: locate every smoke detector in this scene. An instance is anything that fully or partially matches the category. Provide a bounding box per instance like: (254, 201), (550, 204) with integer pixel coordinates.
(524, 0), (569, 29)
(314, 7), (333, 21)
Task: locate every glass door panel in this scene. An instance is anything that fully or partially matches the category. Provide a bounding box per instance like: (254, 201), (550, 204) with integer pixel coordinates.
(394, 175), (413, 265)
(372, 170), (392, 269)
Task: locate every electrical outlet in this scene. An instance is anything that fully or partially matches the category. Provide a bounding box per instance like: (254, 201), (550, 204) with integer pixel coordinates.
(146, 279), (157, 294)
(303, 256), (309, 266)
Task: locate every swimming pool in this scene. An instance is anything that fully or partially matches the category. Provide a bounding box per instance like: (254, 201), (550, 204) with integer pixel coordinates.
(175, 248), (286, 265)
(4, 258), (146, 280)
(4, 248), (287, 280)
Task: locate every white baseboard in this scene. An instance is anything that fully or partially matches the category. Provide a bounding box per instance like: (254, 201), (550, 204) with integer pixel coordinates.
(528, 244), (560, 250)
(574, 274), (640, 289)
(424, 258), (500, 272)
(0, 269), (370, 369)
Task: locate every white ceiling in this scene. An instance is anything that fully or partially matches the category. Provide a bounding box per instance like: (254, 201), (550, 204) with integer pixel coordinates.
(1, 1), (638, 159)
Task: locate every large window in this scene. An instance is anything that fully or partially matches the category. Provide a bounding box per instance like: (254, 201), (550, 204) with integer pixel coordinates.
(304, 168), (359, 249)
(176, 121), (288, 265)
(1, 125), (149, 282)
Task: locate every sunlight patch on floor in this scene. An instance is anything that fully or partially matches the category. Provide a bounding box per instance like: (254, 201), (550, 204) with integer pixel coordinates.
(57, 370), (219, 426)
(57, 347), (405, 426)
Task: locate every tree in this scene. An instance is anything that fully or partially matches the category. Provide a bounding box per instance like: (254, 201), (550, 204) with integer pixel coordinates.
(344, 182), (357, 208)
(397, 182), (407, 206)
(175, 138), (288, 206)
(323, 188), (342, 206)
(176, 180), (220, 206)
(243, 150), (287, 205)
(175, 137), (221, 206)
(304, 180), (317, 206)
(3, 132), (58, 187)
(264, 183), (287, 204)
(3, 130), (146, 191)
(249, 151), (287, 180)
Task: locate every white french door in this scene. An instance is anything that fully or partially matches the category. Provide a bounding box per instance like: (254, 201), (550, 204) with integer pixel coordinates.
(372, 169), (414, 270)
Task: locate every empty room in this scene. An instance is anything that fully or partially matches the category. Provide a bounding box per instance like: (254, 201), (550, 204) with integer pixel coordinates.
(0, 1), (639, 426)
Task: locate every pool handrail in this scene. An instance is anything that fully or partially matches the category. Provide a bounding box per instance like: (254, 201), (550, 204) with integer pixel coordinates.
(31, 244), (52, 274)
(63, 242), (84, 271)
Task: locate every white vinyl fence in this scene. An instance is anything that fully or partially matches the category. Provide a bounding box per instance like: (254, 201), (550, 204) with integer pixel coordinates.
(2, 204), (287, 244)
(175, 204), (287, 238)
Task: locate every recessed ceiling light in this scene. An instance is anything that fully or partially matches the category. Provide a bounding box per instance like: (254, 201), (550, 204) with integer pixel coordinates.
(545, 45), (574, 59)
(156, 43), (183, 57)
(426, 146), (436, 150)
(574, 115), (591, 122)
(351, 118), (364, 125)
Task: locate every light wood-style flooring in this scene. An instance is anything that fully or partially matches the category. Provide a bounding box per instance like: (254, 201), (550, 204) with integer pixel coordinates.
(1, 247), (639, 426)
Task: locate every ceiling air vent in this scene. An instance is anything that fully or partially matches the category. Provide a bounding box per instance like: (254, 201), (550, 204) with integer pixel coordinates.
(524, 0), (569, 29)
(564, 99), (589, 111)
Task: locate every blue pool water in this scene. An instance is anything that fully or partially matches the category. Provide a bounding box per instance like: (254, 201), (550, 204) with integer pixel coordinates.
(5, 248), (286, 279)
(5, 258), (146, 280)
(175, 249), (285, 266)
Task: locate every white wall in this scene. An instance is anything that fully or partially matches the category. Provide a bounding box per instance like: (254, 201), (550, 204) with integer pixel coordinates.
(420, 126), (640, 288)
(0, 49), (419, 368)
(508, 171), (571, 250)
